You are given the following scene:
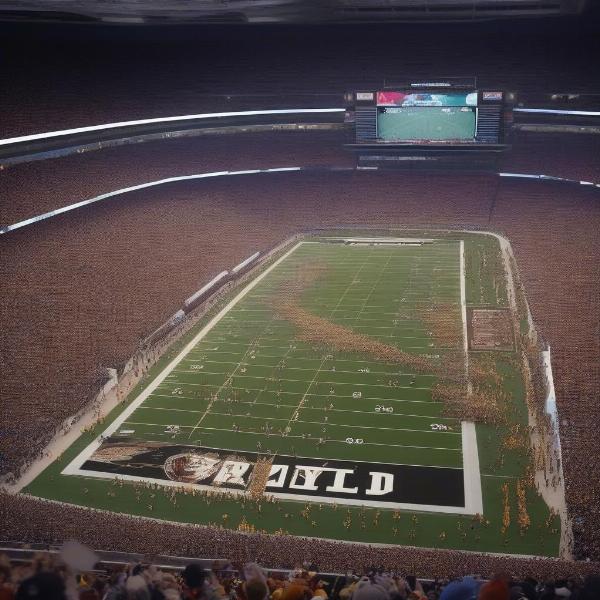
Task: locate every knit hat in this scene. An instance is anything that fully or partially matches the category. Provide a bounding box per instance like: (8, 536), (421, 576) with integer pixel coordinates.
(351, 577), (390, 600)
(439, 577), (480, 600)
(478, 580), (509, 600)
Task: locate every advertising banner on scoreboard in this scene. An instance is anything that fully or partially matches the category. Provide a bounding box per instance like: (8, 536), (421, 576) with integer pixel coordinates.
(377, 91), (477, 107)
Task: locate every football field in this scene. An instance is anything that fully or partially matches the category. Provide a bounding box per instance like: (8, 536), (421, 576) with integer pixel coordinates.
(27, 232), (561, 555)
(63, 238), (481, 513)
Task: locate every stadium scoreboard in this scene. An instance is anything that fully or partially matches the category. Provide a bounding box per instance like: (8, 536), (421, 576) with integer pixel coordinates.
(345, 78), (513, 168)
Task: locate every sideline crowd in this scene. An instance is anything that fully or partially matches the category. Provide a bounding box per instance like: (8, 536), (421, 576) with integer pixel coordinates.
(3, 493), (600, 583)
(1, 547), (600, 600)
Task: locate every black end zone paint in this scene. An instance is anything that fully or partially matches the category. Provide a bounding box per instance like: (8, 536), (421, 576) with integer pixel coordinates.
(82, 439), (464, 508)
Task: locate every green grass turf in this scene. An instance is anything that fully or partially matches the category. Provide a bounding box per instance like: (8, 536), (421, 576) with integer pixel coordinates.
(24, 232), (560, 556)
(377, 107), (476, 141)
(108, 240), (463, 467)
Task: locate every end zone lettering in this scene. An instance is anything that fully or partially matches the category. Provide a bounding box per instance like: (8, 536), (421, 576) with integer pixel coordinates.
(81, 440), (465, 509)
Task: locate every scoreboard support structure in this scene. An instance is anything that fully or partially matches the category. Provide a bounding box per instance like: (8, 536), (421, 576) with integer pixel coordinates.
(344, 78), (513, 170)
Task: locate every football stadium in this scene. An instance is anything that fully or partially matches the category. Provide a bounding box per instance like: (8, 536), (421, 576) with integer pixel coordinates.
(1, 3), (600, 599)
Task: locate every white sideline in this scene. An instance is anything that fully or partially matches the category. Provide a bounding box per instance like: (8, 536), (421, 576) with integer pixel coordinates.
(459, 239), (484, 515)
(0, 108), (345, 147)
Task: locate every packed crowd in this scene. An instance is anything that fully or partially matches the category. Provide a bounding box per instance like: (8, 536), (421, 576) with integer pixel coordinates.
(2, 139), (600, 561)
(2, 493), (600, 582)
(2, 545), (600, 600)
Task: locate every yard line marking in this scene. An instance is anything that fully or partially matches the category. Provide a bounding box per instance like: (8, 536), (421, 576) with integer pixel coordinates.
(142, 407), (459, 436)
(152, 386), (443, 403)
(181, 357), (439, 376)
(200, 411), (463, 436)
(459, 239), (484, 515)
(242, 336), (300, 419)
(138, 403), (459, 421)
(219, 322), (438, 335)
(171, 371), (433, 391)
(189, 341), (452, 351)
(228, 309), (444, 316)
(243, 298), (460, 305)
(122, 422), (462, 453)
(186, 316), (276, 439)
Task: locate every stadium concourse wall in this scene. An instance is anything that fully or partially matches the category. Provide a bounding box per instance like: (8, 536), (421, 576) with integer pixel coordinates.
(0, 108), (347, 167)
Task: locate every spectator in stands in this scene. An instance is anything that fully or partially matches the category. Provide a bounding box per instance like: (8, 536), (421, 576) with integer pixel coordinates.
(350, 577), (390, 600)
(477, 577), (509, 600)
(15, 571), (67, 600)
(579, 575), (600, 600)
(0, 561), (15, 600)
(246, 578), (269, 600)
(438, 577), (479, 600)
(3, 546), (600, 600)
(181, 562), (228, 600)
(125, 574), (151, 600)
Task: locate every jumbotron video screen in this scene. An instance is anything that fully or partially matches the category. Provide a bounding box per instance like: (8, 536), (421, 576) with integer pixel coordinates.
(377, 91), (478, 141)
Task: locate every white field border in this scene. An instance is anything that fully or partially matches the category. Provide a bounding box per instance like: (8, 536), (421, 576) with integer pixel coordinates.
(62, 239), (482, 515)
(459, 240), (484, 515)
